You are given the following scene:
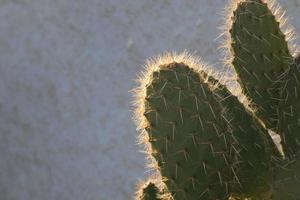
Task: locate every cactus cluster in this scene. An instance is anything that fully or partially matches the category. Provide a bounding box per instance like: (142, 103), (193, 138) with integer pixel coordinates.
(133, 0), (300, 199)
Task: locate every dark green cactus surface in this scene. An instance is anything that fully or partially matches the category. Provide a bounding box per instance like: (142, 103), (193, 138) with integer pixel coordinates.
(143, 62), (273, 199)
(230, 0), (293, 131)
(272, 152), (300, 199)
(133, 0), (300, 199)
(277, 56), (300, 157)
(144, 63), (232, 199)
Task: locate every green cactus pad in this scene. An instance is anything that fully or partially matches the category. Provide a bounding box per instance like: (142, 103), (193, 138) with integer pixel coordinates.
(214, 83), (273, 199)
(142, 61), (272, 199)
(144, 62), (232, 199)
(277, 56), (300, 157)
(230, 0), (293, 130)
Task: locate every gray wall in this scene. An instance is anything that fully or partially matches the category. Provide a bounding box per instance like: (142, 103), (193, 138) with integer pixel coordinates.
(0, 0), (299, 200)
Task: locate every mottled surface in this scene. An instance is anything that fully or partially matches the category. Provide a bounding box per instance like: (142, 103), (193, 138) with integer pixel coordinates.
(0, 0), (298, 200)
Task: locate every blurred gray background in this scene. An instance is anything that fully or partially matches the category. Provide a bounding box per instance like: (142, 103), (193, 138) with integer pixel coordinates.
(0, 0), (299, 200)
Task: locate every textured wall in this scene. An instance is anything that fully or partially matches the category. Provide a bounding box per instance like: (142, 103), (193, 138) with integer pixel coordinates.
(0, 0), (299, 200)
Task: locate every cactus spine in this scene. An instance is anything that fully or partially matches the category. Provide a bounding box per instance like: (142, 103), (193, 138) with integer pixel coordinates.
(133, 0), (300, 199)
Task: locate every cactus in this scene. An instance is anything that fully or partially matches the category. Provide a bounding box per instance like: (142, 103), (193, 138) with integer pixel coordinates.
(229, 0), (293, 131)
(228, 0), (297, 158)
(276, 56), (300, 156)
(133, 0), (300, 199)
(135, 180), (162, 200)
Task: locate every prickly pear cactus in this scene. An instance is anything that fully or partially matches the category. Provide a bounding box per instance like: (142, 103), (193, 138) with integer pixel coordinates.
(133, 0), (300, 199)
(276, 56), (300, 156)
(229, 0), (297, 157)
(230, 0), (293, 131)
